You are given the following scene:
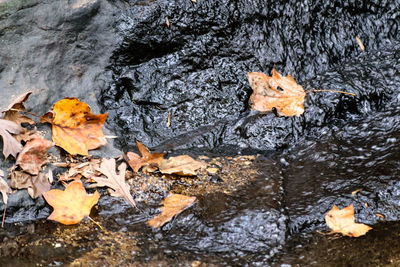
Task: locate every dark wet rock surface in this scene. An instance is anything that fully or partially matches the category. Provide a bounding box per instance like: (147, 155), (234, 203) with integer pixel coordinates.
(1, 0), (400, 266)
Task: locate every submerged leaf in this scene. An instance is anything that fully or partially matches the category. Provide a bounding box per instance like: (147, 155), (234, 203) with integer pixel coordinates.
(325, 204), (372, 237)
(43, 180), (99, 225)
(148, 194), (196, 228)
(159, 155), (205, 176)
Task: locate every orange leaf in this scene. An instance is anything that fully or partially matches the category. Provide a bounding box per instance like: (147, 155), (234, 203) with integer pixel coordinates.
(125, 141), (164, 172)
(16, 137), (54, 175)
(148, 194), (196, 228)
(42, 180), (99, 225)
(325, 204), (372, 237)
(247, 68), (306, 117)
(41, 98), (107, 155)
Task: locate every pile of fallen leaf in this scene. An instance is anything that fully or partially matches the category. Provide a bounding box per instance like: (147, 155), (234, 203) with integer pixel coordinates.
(0, 92), (206, 228)
(0, 86), (371, 238)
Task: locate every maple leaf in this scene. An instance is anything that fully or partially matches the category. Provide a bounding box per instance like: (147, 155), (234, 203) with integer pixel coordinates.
(2, 91), (35, 125)
(90, 158), (136, 208)
(40, 98), (107, 155)
(325, 204), (372, 237)
(0, 170), (11, 205)
(147, 194), (196, 228)
(159, 155), (205, 176)
(16, 137), (54, 175)
(125, 141), (164, 172)
(247, 68), (306, 117)
(0, 119), (23, 159)
(42, 180), (100, 225)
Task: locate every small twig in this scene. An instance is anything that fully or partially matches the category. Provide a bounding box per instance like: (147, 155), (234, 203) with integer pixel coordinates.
(9, 108), (42, 118)
(306, 89), (356, 96)
(88, 216), (103, 231)
(2, 205), (7, 228)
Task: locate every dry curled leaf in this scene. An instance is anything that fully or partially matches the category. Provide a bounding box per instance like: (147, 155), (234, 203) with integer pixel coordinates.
(90, 158), (136, 208)
(16, 137), (54, 175)
(40, 98), (107, 155)
(325, 204), (372, 237)
(125, 141), (164, 172)
(42, 180), (99, 225)
(9, 170), (51, 199)
(0, 119), (23, 159)
(59, 158), (102, 182)
(2, 91), (35, 125)
(247, 68), (306, 117)
(159, 155), (205, 176)
(0, 170), (11, 205)
(147, 194), (196, 228)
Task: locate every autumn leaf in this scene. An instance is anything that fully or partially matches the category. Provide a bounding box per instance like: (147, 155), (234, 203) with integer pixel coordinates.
(147, 194), (196, 228)
(42, 180), (100, 225)
(10, 170), (51, 199)
(16, 137), (54, 175)
(325, 204), (372, 237)
(125, 141), (164, 172)
(90, 158), (136, 208)
(159, 155), (205, 176)
(0, 170), (11, 205)
(247, 68), (306, 117)
(0, 119), (23, 159)
(40, 98), (107, 155)
(59, 158), (102, 182)
(2, 91), (35, 125)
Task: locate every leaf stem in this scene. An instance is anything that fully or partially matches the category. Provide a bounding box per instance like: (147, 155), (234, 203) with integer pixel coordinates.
(88, 215), (103, 231)
(9, 108), (42, 118)
(306, 89), (356, 96)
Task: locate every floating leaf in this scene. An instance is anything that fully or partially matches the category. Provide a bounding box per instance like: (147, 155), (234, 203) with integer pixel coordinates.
(43, 180), (99, 225)
(41, 98), (107, 155)
(148, 194), (196, 228)
(0, 119), (23, 159)
(325, 204), (372, 237)
(90, 158), (136, 208)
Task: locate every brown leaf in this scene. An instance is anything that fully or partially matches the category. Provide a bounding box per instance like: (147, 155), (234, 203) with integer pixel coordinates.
(159, 155), (205, 176)
(90, 158), (136, 208)
(9, 170), (51, 199)
(16, 137), (54, 175)
(40, 98), (107, 155)
(247, 68), (306, 117)
(125, 141), (164, 172)
(147, 194), (196, 228)
(2, 91), (35, 125)
(325, 204), (372, 237)
(43, 180), (99, 225)
(0, 170), (12, 205)
(59, 158), (102, 182)
(0, 119), (23, 159)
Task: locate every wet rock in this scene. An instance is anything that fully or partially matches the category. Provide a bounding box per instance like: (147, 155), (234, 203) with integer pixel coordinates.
(282, 107), (400, 234)
(101, 0), (400, 151)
